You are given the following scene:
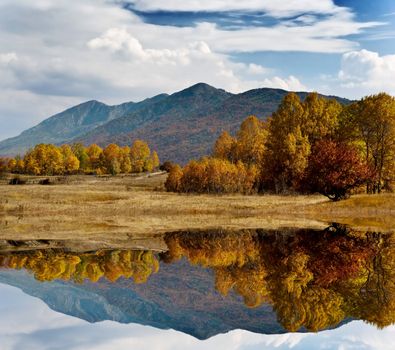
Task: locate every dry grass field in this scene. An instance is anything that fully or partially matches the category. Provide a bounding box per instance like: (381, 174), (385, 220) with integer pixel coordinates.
(0, 172), (394, 247)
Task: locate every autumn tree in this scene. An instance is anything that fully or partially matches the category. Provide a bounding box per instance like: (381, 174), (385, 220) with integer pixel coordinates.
(130, 140), (151, 173)
(213, 131), (236, 161)
(165, 164), (183, 192)
(340, 93), (395, 193)
(263, 92), (343, 193)
(102, 143), (121, 175)
(302, 93), (342, 143)
(86, 144), (103, 173)
(72, 143), (89, 171)
(264, 93), (308, 191)
(0, 157), (8, 174)
(150, 151), (160, 171)
(23, 144), (64, 175)
(234, 115), (267, 165)
(60, 145), (80, 174)
(301, 140), (374, 201)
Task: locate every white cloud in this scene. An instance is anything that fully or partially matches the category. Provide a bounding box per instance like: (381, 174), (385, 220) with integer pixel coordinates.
(338, 49), (395, 95)
(87, 28), (212, 65)
(263, 76), (307, 91)
(0, 0), (382, 140)
(1, 282), (395, 350)
(0, 52), (18, 65)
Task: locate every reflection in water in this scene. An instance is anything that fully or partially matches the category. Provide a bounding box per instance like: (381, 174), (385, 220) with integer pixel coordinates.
(0, 225), (394, 335)
(161, 227), (395, 332)
(0, 250), (159, 283)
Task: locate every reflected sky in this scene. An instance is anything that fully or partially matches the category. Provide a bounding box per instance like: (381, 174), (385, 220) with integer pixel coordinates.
(0, 283), (394, 350)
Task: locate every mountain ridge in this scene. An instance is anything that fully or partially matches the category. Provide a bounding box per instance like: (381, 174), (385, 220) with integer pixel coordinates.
(0, 83), (351, 163)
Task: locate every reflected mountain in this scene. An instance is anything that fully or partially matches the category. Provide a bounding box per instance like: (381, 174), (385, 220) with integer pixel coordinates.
(0, 225), (394, 339)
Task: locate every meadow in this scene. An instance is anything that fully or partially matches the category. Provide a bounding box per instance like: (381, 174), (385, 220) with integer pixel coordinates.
(1, 172), (394, 250)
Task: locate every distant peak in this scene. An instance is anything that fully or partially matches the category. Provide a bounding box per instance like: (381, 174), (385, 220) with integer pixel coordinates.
(78, 100), (106, 107)
(173, 82), (230, 98)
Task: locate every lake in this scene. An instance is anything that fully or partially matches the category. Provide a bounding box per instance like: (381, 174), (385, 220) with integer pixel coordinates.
(0, 225), (394, 349)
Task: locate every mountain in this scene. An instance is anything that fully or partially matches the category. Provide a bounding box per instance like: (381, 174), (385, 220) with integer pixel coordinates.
(0, 83), (350, 163)
(0, 259), (286, 340)
(0, 93), (168, 156)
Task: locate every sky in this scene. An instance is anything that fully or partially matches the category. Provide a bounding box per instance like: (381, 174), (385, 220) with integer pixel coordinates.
(1, 282), (395, 350)
(1, 0), (395, 140)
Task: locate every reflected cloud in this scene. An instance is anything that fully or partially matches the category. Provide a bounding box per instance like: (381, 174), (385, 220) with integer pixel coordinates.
(1, 283), (395, 350)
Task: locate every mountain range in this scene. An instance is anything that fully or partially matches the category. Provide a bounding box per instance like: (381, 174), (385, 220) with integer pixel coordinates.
(0, 83), (350, 164)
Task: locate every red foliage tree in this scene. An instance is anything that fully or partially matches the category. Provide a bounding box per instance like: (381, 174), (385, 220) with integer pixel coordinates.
(301, 140), (375, 201)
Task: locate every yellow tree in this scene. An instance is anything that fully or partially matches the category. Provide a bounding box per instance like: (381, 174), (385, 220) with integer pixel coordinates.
(86, 144), (103, 173)
(7, 159), (17, 173)
(347, 93), (395, 192)
(264, 93), (306, 192)
(60, 145), (80, 174)
(213, 131), (236, 161)
(165, 164), (183, 192)
(130, 140), (151, 173)
(120, 146), (132, 173)
(302, 93), (342, 143)
(103, 144), (121, 175)
(234, 115), (267, 165)
(23, 144), (63, 175)
(150, 151), (160, 171)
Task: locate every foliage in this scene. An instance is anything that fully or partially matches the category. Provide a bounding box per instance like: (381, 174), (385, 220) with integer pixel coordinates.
(339, 93), (395, 193)
(4, 140), (159, 176)
(166, 157), (258, 194)
(130, 140), (154, 173)
(160, 161), (177, 172)
(263, 93), (342, 192)
(301, 140), (375, 201)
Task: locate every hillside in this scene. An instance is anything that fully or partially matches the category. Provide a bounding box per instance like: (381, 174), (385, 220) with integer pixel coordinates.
(0, 83), (350, 163)
(0, 94), (168, 156)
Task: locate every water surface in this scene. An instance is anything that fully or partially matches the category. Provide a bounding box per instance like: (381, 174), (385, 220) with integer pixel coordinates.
(0, 226), (394, 349)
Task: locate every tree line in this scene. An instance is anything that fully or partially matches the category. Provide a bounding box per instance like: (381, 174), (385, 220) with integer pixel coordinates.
(165, 92), (395, 200)
(0, 140), (160, 176)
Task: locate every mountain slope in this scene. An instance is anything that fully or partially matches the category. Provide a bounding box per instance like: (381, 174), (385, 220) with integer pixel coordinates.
(0, 94), (168, 156)
(76, 85), (350, 164)
(0, 83), (350, 163)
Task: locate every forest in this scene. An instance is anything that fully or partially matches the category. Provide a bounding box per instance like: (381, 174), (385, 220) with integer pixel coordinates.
(166, 92), (395, 200)
(0, 140), (159, 176)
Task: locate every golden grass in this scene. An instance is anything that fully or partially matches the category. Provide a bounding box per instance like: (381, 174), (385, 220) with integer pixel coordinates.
(0, 173), (394, 244)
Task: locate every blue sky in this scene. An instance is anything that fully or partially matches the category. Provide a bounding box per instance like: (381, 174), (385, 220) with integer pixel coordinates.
(1, 282), (395, 350)
(1, 0), (395, 140)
